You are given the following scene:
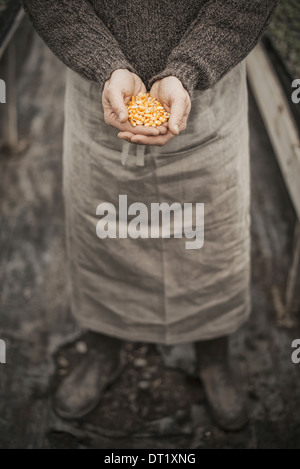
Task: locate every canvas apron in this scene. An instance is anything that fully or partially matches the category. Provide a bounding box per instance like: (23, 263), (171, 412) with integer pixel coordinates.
(62, 60), (251, 345)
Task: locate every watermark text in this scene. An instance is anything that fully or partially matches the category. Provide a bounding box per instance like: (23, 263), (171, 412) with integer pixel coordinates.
(0, 79), (6, 104)
(0, 339), (6, 364)
(96, 195), (204, 250)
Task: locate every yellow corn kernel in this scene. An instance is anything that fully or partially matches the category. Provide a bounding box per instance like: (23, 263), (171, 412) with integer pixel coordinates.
(126, 92), (170, 128)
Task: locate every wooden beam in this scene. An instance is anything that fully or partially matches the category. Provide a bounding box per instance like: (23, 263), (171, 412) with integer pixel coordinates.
(0, 8), (24, 60)
(247, 43), (300, 222)
(0, 8), (25, 149)
(1, 39), (18, 148)
(286, 222), (300, 314)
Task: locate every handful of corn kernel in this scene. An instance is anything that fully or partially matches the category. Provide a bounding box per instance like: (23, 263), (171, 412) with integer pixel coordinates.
(126, 92), (170, 127)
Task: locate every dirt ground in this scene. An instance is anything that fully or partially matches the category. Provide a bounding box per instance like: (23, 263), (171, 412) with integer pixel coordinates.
(1, 28), (300, 449)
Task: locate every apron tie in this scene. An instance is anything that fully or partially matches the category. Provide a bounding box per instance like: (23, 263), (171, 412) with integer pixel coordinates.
(121, 141), (146, 167)
(121, 141), (130, 166)
(136, 145), (146, 167)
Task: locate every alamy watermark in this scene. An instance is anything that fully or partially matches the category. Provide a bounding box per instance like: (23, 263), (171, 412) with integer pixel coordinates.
(96, 195), (204, 250)
(0, 79), (6, 104)
(0, 339), (6, 364)
(291, 339), (300, 364)
(291, 79), (300, 104)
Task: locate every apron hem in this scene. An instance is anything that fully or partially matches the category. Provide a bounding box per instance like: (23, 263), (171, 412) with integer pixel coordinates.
(72, 303), (251, 345)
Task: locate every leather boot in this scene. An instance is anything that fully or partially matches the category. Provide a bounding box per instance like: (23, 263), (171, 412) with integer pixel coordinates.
(195, 336), (248, 431)
(53, 331), (125, 419)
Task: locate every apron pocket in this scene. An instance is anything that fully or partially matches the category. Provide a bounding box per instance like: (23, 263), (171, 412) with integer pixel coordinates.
(155, 132), (220, 160)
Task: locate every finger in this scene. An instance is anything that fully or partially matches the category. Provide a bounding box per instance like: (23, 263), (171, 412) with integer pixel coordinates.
(156, 125), (168, 135)
(108, 89), (128, 123)
(106, 113), (168, 135)
(118, 124), (166, 141)
(136, 82), (147, 95)
(126, 124), (167, 135)
(118, 131), (135, 142)
(130, 131), (174, 146)
(121, 122), (160, 135)
(107, 116), (160, 135)
(120, 118), (167, 134)
(168, 97), (187, 135)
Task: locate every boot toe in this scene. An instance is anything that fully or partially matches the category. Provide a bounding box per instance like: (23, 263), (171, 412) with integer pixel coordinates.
(53, 348), (124, 420)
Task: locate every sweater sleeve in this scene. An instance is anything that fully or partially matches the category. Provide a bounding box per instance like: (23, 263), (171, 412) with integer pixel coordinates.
(148, 0), (279, 95)
(20, 0), (136, 89)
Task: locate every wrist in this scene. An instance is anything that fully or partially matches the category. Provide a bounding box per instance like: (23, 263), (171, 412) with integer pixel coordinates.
(99, 63), (137, 92)
(148, 62), (199, 98)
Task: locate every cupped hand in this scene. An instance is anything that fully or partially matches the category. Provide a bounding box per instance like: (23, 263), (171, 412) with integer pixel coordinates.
(117, 76), (191, 146)
(102, 69), (167, 137)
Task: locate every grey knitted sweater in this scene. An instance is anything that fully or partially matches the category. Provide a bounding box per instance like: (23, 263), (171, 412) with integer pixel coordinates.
(21, 0), (279, 95)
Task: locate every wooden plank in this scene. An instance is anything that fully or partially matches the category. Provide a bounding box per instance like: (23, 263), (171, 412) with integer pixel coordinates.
(286, 222), (300, 314)
(0, 8), (24, 149)
(0, 8), (24, 59)
(1, 39), (17, 148)
(247, 43), (300, 222)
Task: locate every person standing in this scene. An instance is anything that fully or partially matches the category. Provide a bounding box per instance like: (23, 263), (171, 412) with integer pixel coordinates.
(21, 0), (279, 430)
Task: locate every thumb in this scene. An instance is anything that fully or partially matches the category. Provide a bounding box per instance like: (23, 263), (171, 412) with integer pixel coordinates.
(108, 90), (128, 123)
(168, 97), (186, 135)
